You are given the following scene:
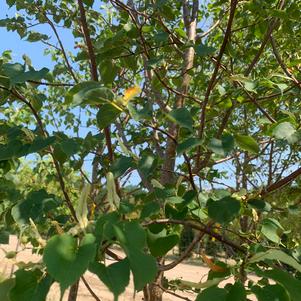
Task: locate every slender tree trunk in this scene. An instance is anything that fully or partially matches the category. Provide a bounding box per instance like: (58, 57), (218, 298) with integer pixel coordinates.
(161, 0), (198, 184)
(146, 2), (199, 301)
(144, 258), (165, 301)
(68, 281), (79, 301)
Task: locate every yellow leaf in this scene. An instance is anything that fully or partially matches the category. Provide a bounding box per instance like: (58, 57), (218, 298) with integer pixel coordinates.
(201, 252), (226, 272)
(122, 86), (141, 105)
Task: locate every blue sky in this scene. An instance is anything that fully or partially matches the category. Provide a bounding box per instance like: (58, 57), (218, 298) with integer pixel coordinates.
(0, 0), (75, 68)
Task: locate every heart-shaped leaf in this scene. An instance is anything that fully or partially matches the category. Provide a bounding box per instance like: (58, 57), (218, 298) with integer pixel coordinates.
(89, 259), (130, 300)
(207, 196), (241, 224)
(235, 135), (259, 154)
(43, 233), (96, 294)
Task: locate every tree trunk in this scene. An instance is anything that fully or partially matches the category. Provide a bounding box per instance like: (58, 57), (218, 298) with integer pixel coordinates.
(143, 269), (164, 301)
(68, 281), (79, 301)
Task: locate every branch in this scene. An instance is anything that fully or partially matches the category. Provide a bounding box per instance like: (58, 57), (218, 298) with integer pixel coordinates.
(270, 35), (301, 90)
(240, 86), (276, 123)
(199, 0), (238, 139)
(159, 231), (206, 271)
(11, 88), (78, 221)
(77, 0), (98, 81)
(264, 166), (301, 195)
(144, 219), (246, 253)
(209, 56), (276, 124)
(196, 18), (221, 40)
(43, 13), (78, 83)
(27, 80), (75, 87)
(77, 0), (114, 170)
(154, 283), (192, 301)
(244, 0), (285, 76)
(81, 276), (102, 301)
(147, 124), (197, 190)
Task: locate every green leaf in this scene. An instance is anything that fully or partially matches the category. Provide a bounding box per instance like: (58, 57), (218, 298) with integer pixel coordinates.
(65, 81), (115, 106)
(252, 284), (290, 301)
(0, 75), (10, 89)
(0, 140), (23, 161)
(234, 135), (259, 154)
(0, 136), (55, 161)
(96, 103), (122, 130)
(167, 108), (193, 131)
(208, 134), (234, 156)
(114, 222), (157, 291)
(111, 156), (135, 178)
(99, 60), (118, 85)
(249, 249), (301, 272)
(89, 259), (130, 300)
(248, 199), (271, 212)
(147, 229), (179, 257)
(195, 43), (216, 57)
(59, 138), (80, 156)
(207, 196), (241, 224)
(128, 102), (152, 121)
(261, 218), (283, 244)
(12, 67), (49, 84)
(0, 278), (15, 301)
(147, 56), (164, 69)
(255, 269), (301, 301)
(196, 286), (227, 301)
(138, 154), (156, 177)
(122, 221), (146, 250)
(83, 0), (94, 6)
(273, 122), (299, 144)
(140, 202), (160, 219)
(226, 282), (247, 301)
(95, 212), (120, 246)
(10, 270), (52, 301)
(127, 248), (157, 291)
(11, 189), (59, 225)
(27, 32), (49, 42)
(28, 136), (55, 153)
(43, 233), (96, 294)
(0, 229), (9, 244)
(2, 63), (24, 79)
(176, 138), (202, 154)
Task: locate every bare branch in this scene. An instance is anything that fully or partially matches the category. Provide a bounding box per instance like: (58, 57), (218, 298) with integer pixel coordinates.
(159, 231), (205, 271)
(43, 13), (79, 83)
(199, 0), (238, 140)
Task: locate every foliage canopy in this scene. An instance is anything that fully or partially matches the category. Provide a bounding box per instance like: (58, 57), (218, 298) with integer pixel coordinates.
(1, 0), (301, 300)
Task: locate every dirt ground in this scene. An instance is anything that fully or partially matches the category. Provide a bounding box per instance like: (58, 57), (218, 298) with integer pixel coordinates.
(0, 235), (256, 301)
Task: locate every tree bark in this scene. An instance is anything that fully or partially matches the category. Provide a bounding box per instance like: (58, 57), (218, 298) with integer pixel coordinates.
(161, 0), (198, 185)
(148, 2), (199, 300)
(68, 281), (79, 301)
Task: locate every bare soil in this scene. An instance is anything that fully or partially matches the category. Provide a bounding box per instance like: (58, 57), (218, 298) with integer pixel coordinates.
(1, 236), (256, 301)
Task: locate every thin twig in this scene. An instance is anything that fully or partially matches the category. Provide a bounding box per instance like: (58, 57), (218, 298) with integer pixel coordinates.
(244, 0), (285, 76)
(270, 35), (301, 90)
(159, 231), (205, 271)
(81, 276), (102, 301)
(155, 283), (193, 301)
(199, 0), (238, 139)
(10, 88), (78, 221)
(144, 219), (246, 253)
(43, 13), (78, 83)
(27, 80), (75, 87)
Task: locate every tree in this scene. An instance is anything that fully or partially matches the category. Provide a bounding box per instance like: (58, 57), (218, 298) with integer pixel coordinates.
(1, 0), (301, 300)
